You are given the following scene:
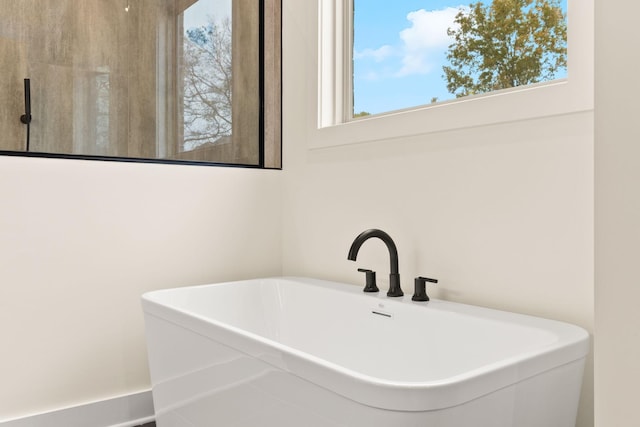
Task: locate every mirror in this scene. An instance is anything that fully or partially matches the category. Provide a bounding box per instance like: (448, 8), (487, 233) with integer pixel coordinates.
(0, 0), (281, 168)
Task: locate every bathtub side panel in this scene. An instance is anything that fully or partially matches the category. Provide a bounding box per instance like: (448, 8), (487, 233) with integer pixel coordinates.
(144, 311), (585, 427)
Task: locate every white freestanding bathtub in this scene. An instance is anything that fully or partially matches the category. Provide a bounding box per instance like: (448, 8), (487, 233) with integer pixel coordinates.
(142, 277), (589, 427)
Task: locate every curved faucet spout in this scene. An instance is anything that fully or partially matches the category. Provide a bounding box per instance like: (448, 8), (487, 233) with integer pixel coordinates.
(348, 229), (399, 273)
(348, 229), (403, 297)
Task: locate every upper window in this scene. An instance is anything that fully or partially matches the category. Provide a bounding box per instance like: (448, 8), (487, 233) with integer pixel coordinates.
(313, 0), (592, 149)
(352, 0), (567, 118)
(0, 0), (281, 168)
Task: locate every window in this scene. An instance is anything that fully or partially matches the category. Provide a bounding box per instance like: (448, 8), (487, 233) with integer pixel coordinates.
(0, 0), (281, 168)
(313, 0), (593, 149)
(352, 0), (567, 118)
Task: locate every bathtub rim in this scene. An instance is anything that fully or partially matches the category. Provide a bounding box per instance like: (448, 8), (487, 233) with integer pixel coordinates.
(141, 276), (590, 411)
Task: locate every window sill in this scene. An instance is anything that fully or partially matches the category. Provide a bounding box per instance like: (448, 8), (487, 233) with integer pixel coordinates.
(310, 78), (592, 150)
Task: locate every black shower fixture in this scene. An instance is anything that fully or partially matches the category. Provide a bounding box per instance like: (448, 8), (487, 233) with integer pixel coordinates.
(20, 78), (32, 151)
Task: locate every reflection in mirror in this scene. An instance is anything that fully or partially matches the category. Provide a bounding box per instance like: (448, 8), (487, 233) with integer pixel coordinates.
(0, 0), (281, 168)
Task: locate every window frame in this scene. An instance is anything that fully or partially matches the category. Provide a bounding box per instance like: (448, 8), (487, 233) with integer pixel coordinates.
(0, 0), (282, 169)
(311, 0), (593, 150)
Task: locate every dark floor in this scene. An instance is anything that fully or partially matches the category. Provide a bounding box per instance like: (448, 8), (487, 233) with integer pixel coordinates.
(136, 423), (155, 427)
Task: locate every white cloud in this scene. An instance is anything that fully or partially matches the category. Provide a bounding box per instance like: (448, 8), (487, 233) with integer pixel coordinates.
(354, 45), (394, 63)
(396, 6), (466, 77)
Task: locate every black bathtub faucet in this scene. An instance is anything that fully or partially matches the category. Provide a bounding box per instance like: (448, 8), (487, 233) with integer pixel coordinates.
(348, 229), (403, 297)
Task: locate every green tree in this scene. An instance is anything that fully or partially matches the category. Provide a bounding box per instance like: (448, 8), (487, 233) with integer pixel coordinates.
(443, 0), (566, 98)
(353, 111), (371, 118)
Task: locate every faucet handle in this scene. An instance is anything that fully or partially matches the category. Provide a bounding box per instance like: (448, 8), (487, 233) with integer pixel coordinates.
(412, 276), (438, 301)
(357, 268), (379, 293)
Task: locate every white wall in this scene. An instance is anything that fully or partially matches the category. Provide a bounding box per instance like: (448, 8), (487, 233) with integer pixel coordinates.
(0, 156), (282, 420)
(281, 1), (594, 426)
(594, 0), (640, 425)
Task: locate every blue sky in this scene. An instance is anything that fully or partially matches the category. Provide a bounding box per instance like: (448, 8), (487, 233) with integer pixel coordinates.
(353, 0), (568, 115)
(183, 0), (230, 29)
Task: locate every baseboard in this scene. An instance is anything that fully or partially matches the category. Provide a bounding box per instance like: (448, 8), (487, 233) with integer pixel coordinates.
(0, 390), (154, 427)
